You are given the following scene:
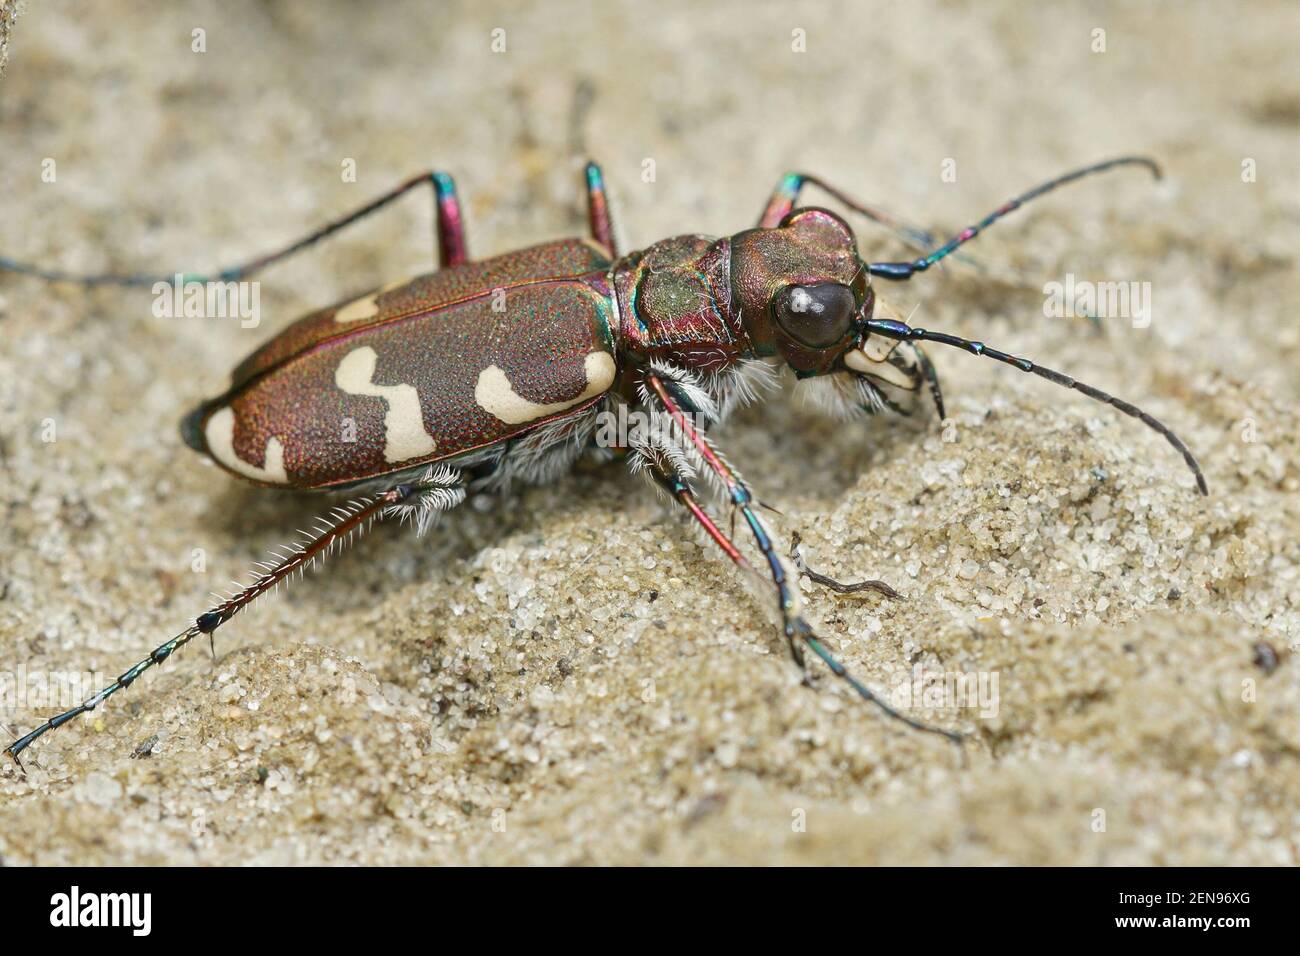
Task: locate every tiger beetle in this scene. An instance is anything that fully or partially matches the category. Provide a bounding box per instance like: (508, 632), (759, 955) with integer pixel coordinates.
(0, 156), (1207, 767)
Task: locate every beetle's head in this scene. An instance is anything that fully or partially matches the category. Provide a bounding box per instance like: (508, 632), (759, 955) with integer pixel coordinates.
(732, 207), (903, 382)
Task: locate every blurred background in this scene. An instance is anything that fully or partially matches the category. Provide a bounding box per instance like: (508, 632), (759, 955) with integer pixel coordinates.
(0, 1), (1296, 865)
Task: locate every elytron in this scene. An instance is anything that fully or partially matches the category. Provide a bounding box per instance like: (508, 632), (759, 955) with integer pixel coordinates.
(1, 156), (1206, 766)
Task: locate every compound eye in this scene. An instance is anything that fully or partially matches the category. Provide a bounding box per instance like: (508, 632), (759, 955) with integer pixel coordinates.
(773, 283), (856, 349)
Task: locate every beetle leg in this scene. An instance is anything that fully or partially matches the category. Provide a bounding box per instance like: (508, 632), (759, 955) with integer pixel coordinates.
(641, 458), (750, 570)
(428, 172), (469, 268)
(757, 172), (938, 253)
(199, 170), (469, 275)
(376, 464), (467, 536)
(632, 445), (808, 670)
(0, 170), (468, 287)
(641, 373), (961, 742)
(583, 161), (619, 257)
(1, 468), (464, 769)
(789, 532), (902, 600)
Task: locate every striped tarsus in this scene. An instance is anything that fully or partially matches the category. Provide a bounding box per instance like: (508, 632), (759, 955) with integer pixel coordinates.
(3, 484), (415, 771)
(643, 372), (962, 744)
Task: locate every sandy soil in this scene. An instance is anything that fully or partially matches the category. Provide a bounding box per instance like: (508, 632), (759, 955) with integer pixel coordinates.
(0, 0), (1297, 865)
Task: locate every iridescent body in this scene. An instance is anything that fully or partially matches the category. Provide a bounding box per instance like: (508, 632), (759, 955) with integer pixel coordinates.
(177, 188), (917, 493)
(1, 157), (1207, 765)
(182, 239), (618, 487)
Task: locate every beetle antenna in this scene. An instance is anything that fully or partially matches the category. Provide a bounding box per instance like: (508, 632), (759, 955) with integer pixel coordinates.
(868, 156), (1161, 280)
(2, 483), (419, 771)
(864, 317), (1207, 495)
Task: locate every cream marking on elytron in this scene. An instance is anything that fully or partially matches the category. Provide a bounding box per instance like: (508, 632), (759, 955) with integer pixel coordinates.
(334, 346), (438, 463)
(333, 277), (414, 324)
(333, 291), (380, 324)
(3, 158), (1205, 766)
(474, 351), (616, 425)
(203, 406), (289, 483)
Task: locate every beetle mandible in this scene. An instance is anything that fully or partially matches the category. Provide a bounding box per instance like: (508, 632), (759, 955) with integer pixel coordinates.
(1, 157), (1207, 765)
